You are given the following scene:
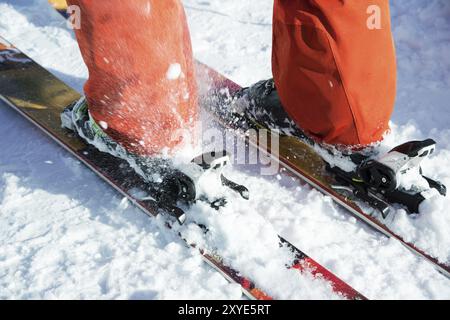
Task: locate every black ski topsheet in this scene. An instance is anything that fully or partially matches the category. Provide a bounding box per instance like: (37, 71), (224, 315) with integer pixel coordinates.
(195, 64), (450, 279)
(0, 37), (366, 300)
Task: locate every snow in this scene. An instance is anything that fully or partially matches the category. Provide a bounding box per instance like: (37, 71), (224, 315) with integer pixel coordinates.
(0, 0), (450, 299)
(166, 63), (182, 80)
(144, 2), (151, 17)
(98, 121), (108, 130)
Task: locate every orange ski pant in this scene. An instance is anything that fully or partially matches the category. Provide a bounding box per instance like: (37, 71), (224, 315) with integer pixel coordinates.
(68, 0), (396, 156)
(272, 0), (396, 147)
(67, 0), (197, 156)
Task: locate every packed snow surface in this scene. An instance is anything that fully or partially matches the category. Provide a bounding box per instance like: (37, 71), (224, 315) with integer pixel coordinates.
(0, 0), (450, 299)
(166, 63), (182, 81)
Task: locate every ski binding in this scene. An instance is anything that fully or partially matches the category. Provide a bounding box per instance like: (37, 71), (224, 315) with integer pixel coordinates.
(329, 139), (446, 218)
(153, 151), (249, 224)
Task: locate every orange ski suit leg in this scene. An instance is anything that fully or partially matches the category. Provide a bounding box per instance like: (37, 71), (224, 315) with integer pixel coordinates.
(67, 0), (197, 156)
(272, 0), (397, 146)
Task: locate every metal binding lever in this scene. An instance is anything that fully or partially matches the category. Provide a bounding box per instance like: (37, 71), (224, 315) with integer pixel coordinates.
(151, 151), (250, 224)
(188, 150), (249, 201)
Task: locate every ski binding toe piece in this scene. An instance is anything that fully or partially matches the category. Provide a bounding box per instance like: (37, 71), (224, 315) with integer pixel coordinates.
(330, 139), (446, 219)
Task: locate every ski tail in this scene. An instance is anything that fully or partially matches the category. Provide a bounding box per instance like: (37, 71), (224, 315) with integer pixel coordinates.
(201, 251), (273, 300)
(202, 239), (367, 301)
(281, 237), (367, 300)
